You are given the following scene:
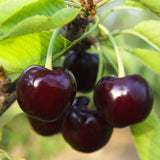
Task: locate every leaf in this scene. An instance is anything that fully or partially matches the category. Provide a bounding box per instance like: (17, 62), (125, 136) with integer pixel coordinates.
(134, 20), (160, 48)
(0, 0), (81, 39)
(0, 101), (23, 128)
(5, 113), (29, 134)
(0, 31), (71, 74)
(0, 16), (99, 76)
(133, 48), (160, 74)
(5, 8), (80, 38)
(0, 0), (37, 24)
(125, 0), (145, 8)
(125, 0), (160, 16)
(131, 110), (160, 160)
(122, 20), (160, 51)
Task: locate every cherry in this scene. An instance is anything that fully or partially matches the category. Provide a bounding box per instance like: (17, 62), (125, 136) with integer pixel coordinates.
(16, 65), (77, 121)
(28, 115), (63, 136)
(61, 96), (113, 153)
(63, 50), (98, 93)
(94, 74), (153, 128)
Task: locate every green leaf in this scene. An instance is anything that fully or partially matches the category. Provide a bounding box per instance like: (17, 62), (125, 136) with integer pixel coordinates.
(0, 0), (37, 24)
(0, 16), (99, 76)
(0, 0), (81, 39)
(139, 0), (160, 16)
(3, 8), (80, 39)
(0, 31), (71, 74)
(125, 0), (160, 16)
(134, 20), (160, 48)
(125, 0), (145, 8)
(131, 110), (160, 160)
(4, 113), (29, 134)
(133, 48), (160, 74)
(122, 20), (160, 51)
(0, 101), (23, 128)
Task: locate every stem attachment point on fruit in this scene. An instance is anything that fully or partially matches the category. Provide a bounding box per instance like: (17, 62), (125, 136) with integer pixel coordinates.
(98, 24), (125, 77)
(45, 27), (62, 70)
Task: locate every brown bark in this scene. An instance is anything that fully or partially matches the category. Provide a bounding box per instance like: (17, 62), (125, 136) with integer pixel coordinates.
(0, 66), (17, 115)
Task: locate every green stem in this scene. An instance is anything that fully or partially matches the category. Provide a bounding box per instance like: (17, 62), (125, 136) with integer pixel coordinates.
(87, 43), (104, 109)
(98, 24), (125, 77)
(95, 42), (104, 82)
(101, 6), (143, 24)
(45, 27), (62, 70)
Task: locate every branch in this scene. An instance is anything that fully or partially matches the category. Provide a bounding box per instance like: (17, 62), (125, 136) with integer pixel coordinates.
(0, 66), (17, 116)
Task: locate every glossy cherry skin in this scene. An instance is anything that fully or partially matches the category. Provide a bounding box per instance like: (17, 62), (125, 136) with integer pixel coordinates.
(61, 96), (113, 153)
(28, 115), (63, 136)
(94, 74), (153, 128)
(63, 50), (98, 93)
(16, 65), (77, 121)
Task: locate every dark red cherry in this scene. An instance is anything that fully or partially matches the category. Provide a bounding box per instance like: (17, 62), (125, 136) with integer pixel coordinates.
(28, 115), (63, 136)
(16, 65), (77, 121)
(61, 96), (113, 153)
(94, 74), (153, 128)
(63, 50), (98, 93)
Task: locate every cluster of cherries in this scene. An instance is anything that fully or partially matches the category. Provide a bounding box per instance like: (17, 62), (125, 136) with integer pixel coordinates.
(16, 50), (153, 153)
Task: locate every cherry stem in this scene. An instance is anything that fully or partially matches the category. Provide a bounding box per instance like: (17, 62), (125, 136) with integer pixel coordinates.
(95, 42), (104, 82)
(86, 42), (104, 110)
(98, 24), (125, 77)
(45, 27), (62, 70)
